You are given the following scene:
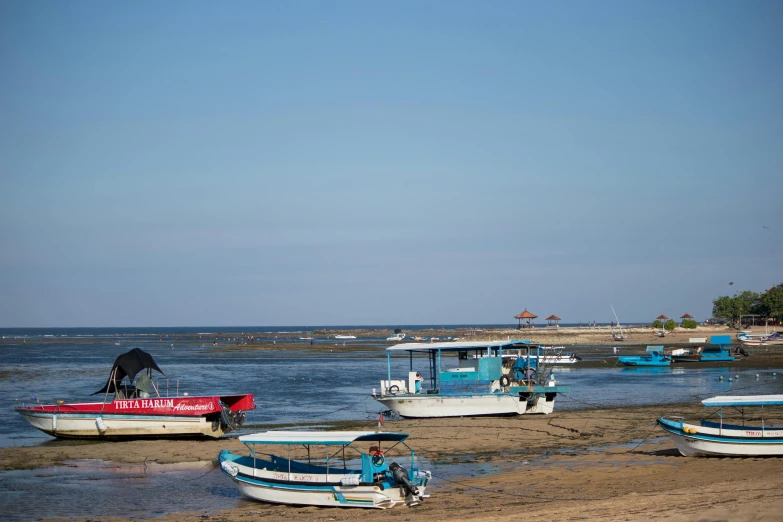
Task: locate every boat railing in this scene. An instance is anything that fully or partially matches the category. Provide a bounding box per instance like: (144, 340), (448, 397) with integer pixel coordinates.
(155, 377), (180, 397)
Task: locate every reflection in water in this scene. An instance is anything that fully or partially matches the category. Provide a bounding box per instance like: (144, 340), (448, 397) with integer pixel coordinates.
(0, 460), (245, 521)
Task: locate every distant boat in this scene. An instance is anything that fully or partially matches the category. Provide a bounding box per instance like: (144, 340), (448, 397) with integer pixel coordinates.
(386, 333), (406, 341)
(738, 331), (781, 346)
(501, 346), (581, 364)
(334, 334), (357, 340)
(618, 346), (671, 367)
(671, 336), (744, 363)
(611, 305), (627, 341)
(699, 336), (738, 361)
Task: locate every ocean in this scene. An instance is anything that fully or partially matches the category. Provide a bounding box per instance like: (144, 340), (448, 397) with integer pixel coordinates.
(3, 326), (782, 447)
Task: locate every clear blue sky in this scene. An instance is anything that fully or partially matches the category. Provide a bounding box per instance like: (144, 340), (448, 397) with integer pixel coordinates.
(1, 1), (781, 327)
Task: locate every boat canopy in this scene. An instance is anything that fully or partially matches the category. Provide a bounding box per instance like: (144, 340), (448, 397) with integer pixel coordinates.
(238, 430), (410, 445)
(386, 340), (531, 353)
(702, 395), (783, 407)
(92, 348), (164, 395)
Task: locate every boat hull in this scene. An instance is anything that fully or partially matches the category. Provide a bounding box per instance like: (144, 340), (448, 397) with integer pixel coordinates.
(15, 394), (254, 439)
(15, 410), (227, 439)
(671, 355), (702, 363)
(232, 477), (409, 509)
(525, 394), (556, 414)
(219, 450), (427, 509)
(375, 393), (527, 418)
(658, 417), (783, 457)
(618, 357), (670, 367)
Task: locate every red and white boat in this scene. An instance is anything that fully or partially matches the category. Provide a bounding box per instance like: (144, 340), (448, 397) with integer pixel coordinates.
(15, 348), (255, 439)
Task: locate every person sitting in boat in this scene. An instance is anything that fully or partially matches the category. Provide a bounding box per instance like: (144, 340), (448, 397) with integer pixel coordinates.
(414, 372), (423, 393)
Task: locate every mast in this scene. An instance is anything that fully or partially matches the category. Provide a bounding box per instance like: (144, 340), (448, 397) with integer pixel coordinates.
(611, 305), (625, 337)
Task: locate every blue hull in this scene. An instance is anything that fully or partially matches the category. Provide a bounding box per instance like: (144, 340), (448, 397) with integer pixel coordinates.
(618, 356), (670, 367)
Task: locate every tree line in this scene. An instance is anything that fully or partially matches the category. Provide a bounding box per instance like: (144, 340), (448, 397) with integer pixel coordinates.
(712, 283), (783, 324)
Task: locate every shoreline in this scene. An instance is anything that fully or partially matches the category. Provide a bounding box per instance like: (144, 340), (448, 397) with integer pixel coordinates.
(5, 324), (779, 350)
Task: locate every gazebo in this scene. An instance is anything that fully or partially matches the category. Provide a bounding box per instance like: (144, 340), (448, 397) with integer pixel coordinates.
(680, 313), (694, 319)
(514, 309), (538, 329)
(545, 314), (562, 327)
(655, 314), (670, 325)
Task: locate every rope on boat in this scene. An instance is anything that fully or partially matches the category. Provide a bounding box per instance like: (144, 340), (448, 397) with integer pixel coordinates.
(559, 393), (606, 409)
(625, 421), (661, 453)
(184, 460), (218, 481)
(305, 395), (373, 419)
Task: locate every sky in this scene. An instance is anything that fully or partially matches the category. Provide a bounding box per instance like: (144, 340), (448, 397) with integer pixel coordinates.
(1, 1), (781, 327)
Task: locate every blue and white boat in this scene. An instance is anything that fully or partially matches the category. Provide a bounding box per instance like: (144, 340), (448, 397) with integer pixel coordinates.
(618, 345), (671, 367)
(738, 331), (782, 346)
(218, 430), (430, 509)
(372, 340), (569, 418)
(658, 395), (783, 456)
(698, 335), (737, 361)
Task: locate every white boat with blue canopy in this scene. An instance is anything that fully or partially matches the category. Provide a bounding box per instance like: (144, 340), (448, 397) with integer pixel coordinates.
(658, 395), (783, 457)
(218, 430), (430, 509)
(372, 340), (569, 418)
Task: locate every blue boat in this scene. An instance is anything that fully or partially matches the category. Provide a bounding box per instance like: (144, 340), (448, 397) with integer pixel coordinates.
(218, 430), (431, 509)
(697, 335), (737, 362)
(618, 346), (671, 367)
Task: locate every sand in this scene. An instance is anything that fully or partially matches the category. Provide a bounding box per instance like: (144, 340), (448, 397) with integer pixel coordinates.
(5, 402), (782, 522)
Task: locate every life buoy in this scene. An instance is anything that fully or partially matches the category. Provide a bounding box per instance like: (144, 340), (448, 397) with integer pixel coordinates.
(499, 375), (511, 387)
(372, 454), (385, 466)
(389, 385), (399, 395)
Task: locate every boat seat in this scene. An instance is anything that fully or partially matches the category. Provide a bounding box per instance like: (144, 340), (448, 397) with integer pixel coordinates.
(115, 385), (137, 399)
(136, 374), (153, 398)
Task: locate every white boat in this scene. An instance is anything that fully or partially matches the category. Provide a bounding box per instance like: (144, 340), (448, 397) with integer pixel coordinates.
(15, 348), (255, 439)
(738, 331), (781, 346)
(512, 346), (581, 364)
(334, 334), (357, 340)
(611, 305), (628, 341)
(658, 395), (783, 456)
(386, 333), (406, 341)
(218, 430), (430, 509)
(372, 340), (568, 418)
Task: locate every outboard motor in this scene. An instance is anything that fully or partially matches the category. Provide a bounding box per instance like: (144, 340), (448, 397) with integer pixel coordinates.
(219, 402), (246, 431)
(389, 462), (419, 496)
